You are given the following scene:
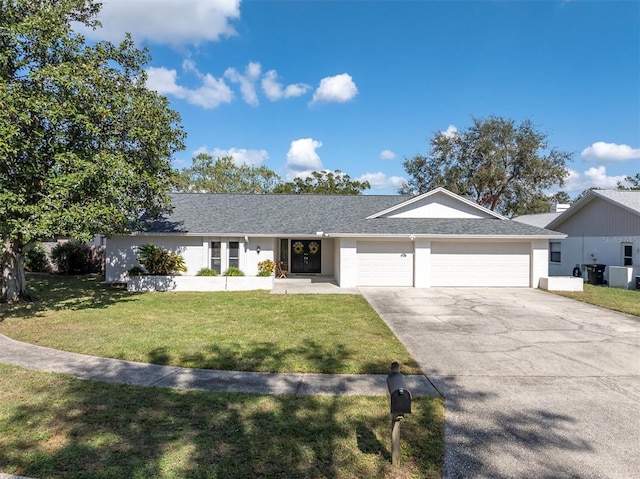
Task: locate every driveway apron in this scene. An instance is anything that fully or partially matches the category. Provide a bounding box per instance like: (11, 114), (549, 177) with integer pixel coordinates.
(360, 287), (640, 479)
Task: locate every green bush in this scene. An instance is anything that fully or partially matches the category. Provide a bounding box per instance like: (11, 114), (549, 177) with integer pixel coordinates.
(136, 243), (187, 276)
(127, 266), (145, 277)
(257, 259), (275, 277)
(196, 267), (218, 276)
(24, 244), (51, 272)
(223, 267), (244, 276)
(51, 241), (93, 275)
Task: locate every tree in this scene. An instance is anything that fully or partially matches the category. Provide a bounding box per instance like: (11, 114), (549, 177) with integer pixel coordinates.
(174, 154), (281, 193)
(399, 116), (571, 217)
(574, 187), (602, 203)
(617, 173), (640, 190)
(273, 170), (370, 194)
(0, 0), (185, 302)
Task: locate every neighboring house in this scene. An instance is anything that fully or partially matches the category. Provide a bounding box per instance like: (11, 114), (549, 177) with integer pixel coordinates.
(517, 190), (640, 279)
(105, 187), (565, 288)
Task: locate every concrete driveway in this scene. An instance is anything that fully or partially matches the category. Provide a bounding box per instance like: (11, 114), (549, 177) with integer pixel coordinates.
(360, 287), (640, 479)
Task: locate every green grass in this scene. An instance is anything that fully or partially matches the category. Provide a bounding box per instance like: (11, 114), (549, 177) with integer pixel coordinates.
(0, 363), (444, 479)
(0, 274), (421, 374)
(549, 283), (640, 317)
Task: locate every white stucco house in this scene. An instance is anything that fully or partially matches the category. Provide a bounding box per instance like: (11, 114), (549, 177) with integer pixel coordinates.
(516, 190), (640, 287)
(105, 187), (565, 288)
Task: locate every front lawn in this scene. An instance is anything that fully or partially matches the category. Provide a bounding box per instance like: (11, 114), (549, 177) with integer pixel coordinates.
(0, 364), (444, 479)
(0, 275), (421, 374)
(550, 283), (640, 317)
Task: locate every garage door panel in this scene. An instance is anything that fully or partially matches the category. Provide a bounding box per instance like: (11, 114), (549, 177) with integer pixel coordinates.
(431, 242), (530, 287)
(357, 241), (413, 286)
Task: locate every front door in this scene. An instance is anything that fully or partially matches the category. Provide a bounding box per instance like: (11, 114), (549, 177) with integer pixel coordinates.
(290, 240), (321, 274)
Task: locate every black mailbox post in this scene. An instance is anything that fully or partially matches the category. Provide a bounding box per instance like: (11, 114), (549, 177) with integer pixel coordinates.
(387, 362), (412, 466)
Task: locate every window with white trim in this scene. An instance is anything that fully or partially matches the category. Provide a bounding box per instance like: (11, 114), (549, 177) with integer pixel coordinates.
(549, 241), (561, 263)
(229, 241), (239, 269)
(211, 241), (222, 273)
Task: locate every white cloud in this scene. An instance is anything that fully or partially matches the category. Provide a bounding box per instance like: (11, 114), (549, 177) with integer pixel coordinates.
(193, 146), (269, 166)
(581, 142), (640, 163)
(286, 138), (324, 178)
(562, 166), (628, 193)
(146, 66), (233, 109)
(356, 172), (406, 191)
(261, 70), (311, 101)
(442, 125), (458, 138)
(75, 0), (241, 46)
(310, 73), (358, 105)
(380, 150), (396, 160)
(224, 62), (262, 106)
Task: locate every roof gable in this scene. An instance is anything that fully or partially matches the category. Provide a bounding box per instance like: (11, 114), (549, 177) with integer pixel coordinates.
(367, 187), (506, 220)
(547, 190), (640, 231)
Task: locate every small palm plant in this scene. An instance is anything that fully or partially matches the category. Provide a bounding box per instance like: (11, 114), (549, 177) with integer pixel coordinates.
(136, 244), (187, 275)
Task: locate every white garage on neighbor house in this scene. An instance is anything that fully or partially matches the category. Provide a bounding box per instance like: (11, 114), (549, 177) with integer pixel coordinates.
(104, 187), (565, 289)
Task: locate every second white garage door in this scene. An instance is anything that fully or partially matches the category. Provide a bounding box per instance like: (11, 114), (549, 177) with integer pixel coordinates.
(357, 241), (414, 286)
(430, 242), (531, 287)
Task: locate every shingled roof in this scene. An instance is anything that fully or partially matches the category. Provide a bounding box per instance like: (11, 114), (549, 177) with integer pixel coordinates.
(141, 193), (564, 238)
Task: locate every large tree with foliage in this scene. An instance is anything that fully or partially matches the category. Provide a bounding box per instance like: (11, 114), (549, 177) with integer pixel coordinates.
(273, 170), (370, 195)
(174, 154), (281, 193)
(399, 116), (571, 217)
(0, 0), (185, 302)
(617, 173), (640, 190)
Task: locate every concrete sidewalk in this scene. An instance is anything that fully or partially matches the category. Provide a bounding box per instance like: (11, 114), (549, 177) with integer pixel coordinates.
(0, 333), (438, 397)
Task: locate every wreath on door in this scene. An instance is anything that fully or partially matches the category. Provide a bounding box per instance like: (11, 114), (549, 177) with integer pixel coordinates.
(308, 241), (320, 255)
(292, 241), (304, 254)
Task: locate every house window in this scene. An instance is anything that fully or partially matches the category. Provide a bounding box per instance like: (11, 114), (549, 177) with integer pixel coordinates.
(211, 241), (222, 273)
(229, 241), (239, 269)
(623, 244), (633, 266)
(549, 242), (561, 263)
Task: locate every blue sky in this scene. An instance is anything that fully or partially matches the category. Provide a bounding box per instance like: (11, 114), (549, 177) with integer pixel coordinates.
(80, 0), (639, 195)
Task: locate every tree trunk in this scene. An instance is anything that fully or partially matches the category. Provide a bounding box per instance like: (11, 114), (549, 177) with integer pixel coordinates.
(1, 241), (33, 303)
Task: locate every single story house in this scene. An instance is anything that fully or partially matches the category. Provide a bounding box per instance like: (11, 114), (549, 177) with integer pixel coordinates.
(105, 187), (566, 288)
(541, 190), (640, 280)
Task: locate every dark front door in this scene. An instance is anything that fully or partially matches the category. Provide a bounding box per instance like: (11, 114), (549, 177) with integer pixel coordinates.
(290, 240), (321, 274)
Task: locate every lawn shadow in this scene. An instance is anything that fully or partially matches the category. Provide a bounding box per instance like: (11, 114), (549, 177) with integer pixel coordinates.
(0, 364), (443, 478)
(0, 274), (137, 321)
(176, 339), (356, 374)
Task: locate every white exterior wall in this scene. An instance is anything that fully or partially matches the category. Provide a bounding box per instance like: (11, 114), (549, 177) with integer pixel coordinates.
(105, 235), (204, 282)
(337, 238), (358, 288)
(105, 235), (276, 282)
(239, 236), (275, 276)
(531, 239), (550, 288)
(548, 236), (640, 279)
(414, 238), (431, 288)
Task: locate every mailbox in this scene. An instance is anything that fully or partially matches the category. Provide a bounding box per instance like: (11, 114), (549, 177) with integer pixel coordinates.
(387, 371), (412, 415)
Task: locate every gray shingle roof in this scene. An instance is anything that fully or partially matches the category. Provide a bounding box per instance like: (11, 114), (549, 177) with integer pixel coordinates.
(512, 212), (562, 228)
(593, 190), (640, 214)
(142, 193), (564, 238)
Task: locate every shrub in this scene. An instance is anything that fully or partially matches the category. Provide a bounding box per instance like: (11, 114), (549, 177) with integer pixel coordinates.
(136, 244), (187, 276)
(24, 244), (51, 272)
(223, 267), (244, 276)
(257, 259), (276, 277)
(51, 240), (93, 275)
(127, 266), (145, 277)
(196, 267), (218, 276)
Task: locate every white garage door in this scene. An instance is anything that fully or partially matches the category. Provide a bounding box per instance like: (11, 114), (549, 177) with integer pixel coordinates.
(431, 242), (530, 287)
(357, 241), (414, 286)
